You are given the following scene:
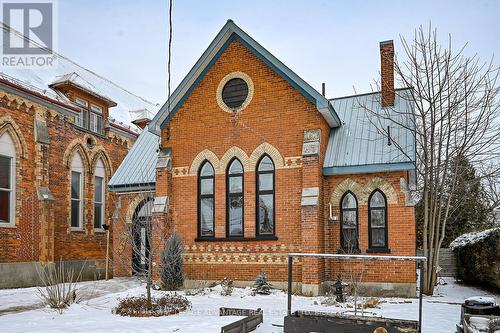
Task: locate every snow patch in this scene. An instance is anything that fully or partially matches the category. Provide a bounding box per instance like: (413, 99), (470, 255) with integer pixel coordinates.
(449, 227), (499, 250)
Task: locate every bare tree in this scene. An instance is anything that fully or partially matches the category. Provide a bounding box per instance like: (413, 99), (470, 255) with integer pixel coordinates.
(363, 25), (500, 294)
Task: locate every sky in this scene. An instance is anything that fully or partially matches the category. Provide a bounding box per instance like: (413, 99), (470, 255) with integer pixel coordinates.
(57, 0), (500, 106)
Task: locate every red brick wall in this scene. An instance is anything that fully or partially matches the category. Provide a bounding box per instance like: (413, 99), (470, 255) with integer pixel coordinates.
(0, 89), (131, 266)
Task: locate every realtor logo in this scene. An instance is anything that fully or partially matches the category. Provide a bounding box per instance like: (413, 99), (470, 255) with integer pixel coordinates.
(1, 0), (57, 67)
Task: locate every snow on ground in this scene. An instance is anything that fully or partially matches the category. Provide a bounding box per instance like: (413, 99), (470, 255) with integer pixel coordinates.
(0, 277), (497, 333)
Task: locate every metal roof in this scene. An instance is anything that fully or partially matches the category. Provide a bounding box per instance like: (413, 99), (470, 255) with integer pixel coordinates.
(149, 19), (341, 134)
(108, 129), (160, 191)
(323, 89), (415, 175)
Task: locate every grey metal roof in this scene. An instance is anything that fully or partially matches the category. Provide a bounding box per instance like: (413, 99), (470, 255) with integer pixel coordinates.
(323, 89), (415, 175)
(108, 129), (160, 191)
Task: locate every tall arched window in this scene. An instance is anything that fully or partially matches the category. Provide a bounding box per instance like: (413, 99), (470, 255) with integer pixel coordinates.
(198, 161), (215, 238)
(368, 189), (388, 250)
(340, 192), (358, 251)
(227, 158), (244, 237)
(0, 132), (15, 225)
(256, 155), (275, 236)
(71, 152), (85, 229)
(94, 158), (106, 229)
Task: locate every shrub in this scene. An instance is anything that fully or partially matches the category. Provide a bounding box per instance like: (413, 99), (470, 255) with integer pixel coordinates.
(452, 227), (500, 291)
(114, 294), (191, 317)
(160, 232), (184, 290)
(252, 272), (271, 295)
(36, 260), (84, 313)
(220, 277), (233, 296)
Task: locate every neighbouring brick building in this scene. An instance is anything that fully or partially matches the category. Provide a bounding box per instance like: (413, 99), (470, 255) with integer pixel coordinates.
(109, 21), (417, 296)
(0, 24), (158, 288)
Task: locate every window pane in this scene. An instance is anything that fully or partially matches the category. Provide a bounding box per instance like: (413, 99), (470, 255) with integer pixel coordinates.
(371, 228), (386, 247)
(343, 229), (358, 249)
(258, 194), (274, 235)
(96, 115), (103, 134)
(229, 159), (243, 174)
(71, 200), (80, 227)
(91, 104), (102, 114)
(95, 177), (103, 202)
(258, 173), (273, 191)
(0, 156), (11, 189)
(200, 162), (214, 176)
(71, 172), (81, 199)
(0, 190), (9, 222)
(342, 210), (357, 228)
(258, 156), (274, 172)
(229, 196), (243, 236)
(200, 178), (213, 195)
(370, 191), (386, 208)
(229, 176), (242, 193)
(75, 97), (88, 107)
(370, 209), (385, 227)
(200, 198), (214, 236)
(94, 204), (102, 228)
(342, 193), (356, 209)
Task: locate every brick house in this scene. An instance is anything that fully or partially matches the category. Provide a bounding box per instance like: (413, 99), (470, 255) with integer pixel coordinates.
(109, 21), (417, 296)
(0, 24), (158, 288)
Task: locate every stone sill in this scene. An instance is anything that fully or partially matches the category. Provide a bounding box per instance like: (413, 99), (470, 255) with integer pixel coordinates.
(195, 236), (278, 242)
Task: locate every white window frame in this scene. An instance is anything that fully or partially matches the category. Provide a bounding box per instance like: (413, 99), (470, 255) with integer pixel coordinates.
(90, 104), (102, 114)
(75, 97), (88, 107)
(93, 158), (106, 230)
(0, 132), (15, 227)
(70, 153), (84, 230)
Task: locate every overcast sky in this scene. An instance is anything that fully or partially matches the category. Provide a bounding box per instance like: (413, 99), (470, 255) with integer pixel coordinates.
(58, 0), (499, 106)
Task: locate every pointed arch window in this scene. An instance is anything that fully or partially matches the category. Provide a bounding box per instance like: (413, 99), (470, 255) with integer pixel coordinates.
(368, 189), (388, 250)
(94, 158), (106, 229)
(71, 152), (85, 229)
(227, 158), (244, 237)
(256, 155), (275, 236)
(198, 161), (215, 238)
(0, 131), (15, 225)
(340, 192), (358, 251)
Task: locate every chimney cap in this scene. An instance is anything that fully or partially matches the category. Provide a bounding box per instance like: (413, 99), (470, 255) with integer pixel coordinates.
(380, 40), (394, 46)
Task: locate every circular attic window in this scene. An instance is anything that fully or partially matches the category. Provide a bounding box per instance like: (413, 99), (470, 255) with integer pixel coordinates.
(216, 72), (254, 113)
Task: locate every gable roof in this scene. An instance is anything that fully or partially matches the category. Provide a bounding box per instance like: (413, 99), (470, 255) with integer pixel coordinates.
(0, 23), (159, 131)
(108, 129), (160, 191)
(149, 20), (341, 134)
(323, 88), (415, 175)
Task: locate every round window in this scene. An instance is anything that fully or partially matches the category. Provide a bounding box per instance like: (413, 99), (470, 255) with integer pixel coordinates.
(222, 78), (249, 108)
(216, 72), (254, 113)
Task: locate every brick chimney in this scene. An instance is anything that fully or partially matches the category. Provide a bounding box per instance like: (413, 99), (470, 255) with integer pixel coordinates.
(380, 40), (395, 107)
(131, 117), (151, 129)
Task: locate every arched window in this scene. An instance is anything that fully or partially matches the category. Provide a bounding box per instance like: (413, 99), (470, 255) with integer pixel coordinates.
(132, 198), (153, 275)
(94, 158), (106, 229)
(256, 155), (275, 236)
(227, 158), (244, 237)
(0, 132), (15, 225)
(340, 192), (358, 251)
(70, 152), (85, 229)
(198, 161), (215, 238)
(368, 189), (388, 249)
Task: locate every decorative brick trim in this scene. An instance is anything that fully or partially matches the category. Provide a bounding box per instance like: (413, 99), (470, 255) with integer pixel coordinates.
(62, 138), (91, 172)
(172, 166), (189, 177)
(248, 142), (284, 170)
(126, 194), (151, 223)
(219, 146), (249, 172)
(89, 148), (113, 177)
(189, 149), (221, 175)
(216, 71), (254, 113)
(330, 177), (398, 205)
(283, 156), (302, 168)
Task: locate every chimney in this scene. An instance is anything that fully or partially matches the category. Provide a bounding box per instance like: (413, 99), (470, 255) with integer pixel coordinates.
(380, 40), (395, 107)
(131, 117), (151, 129)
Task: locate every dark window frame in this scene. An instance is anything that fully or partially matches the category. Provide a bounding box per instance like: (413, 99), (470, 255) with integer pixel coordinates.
(70, 170), (83, 228)
(198, 160), (215, 239)
(226, 158), (244, 238)
(256, 154), (275, 237)
(0, 154), (12, 224)
(368, 189), (389, 251)
(93, 175), (104, 229)
(340, 191), (359, 252)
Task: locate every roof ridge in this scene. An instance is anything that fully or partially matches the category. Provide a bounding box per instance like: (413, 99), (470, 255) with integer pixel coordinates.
(329, 87), (412, 101)
(1, 23), (158, 108)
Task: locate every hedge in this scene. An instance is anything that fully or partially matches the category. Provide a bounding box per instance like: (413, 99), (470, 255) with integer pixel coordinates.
(451, 228), (500, 291)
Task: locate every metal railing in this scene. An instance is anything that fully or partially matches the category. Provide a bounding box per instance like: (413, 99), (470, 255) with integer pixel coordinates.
(287, 253), (427, 333)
